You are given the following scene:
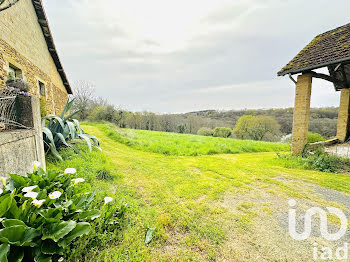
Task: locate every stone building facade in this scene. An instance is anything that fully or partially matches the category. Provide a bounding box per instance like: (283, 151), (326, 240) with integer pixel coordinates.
(0, 0), (71, 114)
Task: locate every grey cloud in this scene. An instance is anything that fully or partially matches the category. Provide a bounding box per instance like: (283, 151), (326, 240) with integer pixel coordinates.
(43, 0), (349, 112)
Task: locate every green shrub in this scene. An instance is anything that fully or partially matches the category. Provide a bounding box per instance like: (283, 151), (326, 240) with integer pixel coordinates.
(307, 132), (326, 143)
(276, 147), (350, 173)
(67, 196), (128, 261)
(0, 163), (111, 261)
(40, 97), (47, 118)
(303, 148), (342, 172)
(234, 115), (281, 141)
(213, 127), (232, 138)
(197, 127), (213, 136)
(42, 99), (101, 160)
(89, 105), (116, 122)
(96, 169), (114, 181)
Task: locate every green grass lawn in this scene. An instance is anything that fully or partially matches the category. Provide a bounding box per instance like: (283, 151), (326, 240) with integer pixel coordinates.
(47, 123), (350, 261)
(95, 123), (290, 156)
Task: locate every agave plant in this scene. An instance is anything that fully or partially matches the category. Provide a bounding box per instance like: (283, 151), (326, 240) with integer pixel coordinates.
(42, 99), (101, 160)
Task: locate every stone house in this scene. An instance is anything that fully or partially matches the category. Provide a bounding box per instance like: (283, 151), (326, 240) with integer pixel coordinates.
(0, 0), (72, 114)
(278, 23), (350, 155)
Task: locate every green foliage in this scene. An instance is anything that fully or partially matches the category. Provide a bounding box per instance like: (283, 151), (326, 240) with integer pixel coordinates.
(177, 125), (185, 134)
(67, 198), (128, 261)
(0, 165), (102, 261)
(96, 169), (114, 181)
(303, 148), (348, 173)
(212, 127), (232, 138)
(276, 148), (350, 173)
(46, 144), (128, 261)
(197, 127), (213, 136)
(234, 115), (281, 142)
(70, 90), (338, 138)
(42, 99), (101, 160)
(94, 123), (289, 156)
(307, 132), (326, 143)
(89, 105), (117, 122)
(40, 97), (47, 118)
(47, 123), (350, 260)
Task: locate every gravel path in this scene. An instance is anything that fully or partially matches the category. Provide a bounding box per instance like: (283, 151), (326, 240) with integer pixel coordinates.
(219, 177), (350, 261)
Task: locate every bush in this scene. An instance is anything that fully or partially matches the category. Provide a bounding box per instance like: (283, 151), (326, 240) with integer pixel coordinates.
(67, 197), (127, 260)
(276, 147), (350, 173)
(304, 148), (346, 172)
(89, 105), (116, 122)
(42, 99), (101, 160)
(40, 97), (47, 118)
(212, 127), (232, 138)
(0, 162), (118, 261)
(197, 127), (213, 136)
(307, 132), (326, 143)
(234, 115), (281, 141)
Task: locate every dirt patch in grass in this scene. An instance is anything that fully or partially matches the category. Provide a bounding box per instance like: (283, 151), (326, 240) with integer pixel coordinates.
(216, 179), (350, 262)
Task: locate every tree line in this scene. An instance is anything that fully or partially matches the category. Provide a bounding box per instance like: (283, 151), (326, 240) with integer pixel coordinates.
(71, 81), (338, 141)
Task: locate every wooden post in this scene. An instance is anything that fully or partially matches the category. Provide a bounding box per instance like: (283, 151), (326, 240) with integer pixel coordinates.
(291, 74), (312, 155)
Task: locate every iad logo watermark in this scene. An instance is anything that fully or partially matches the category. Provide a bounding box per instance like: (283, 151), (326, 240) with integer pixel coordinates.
(288, 199), (349, 260)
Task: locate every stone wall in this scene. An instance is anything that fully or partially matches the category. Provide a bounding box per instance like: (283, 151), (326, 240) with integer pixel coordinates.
(0, 0), (68, 114)
(0, 97), (45, 179)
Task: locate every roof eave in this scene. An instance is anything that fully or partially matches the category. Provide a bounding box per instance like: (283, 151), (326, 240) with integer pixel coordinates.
(278, 56), (350, 77)
(31, 0), (72, 94)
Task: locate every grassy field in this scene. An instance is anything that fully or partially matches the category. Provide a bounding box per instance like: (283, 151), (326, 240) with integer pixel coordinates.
(47, 123), (350, 261)
(96, 123), (290, 156)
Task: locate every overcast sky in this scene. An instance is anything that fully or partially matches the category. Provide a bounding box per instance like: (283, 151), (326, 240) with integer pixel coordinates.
(43, 0), (350, 113)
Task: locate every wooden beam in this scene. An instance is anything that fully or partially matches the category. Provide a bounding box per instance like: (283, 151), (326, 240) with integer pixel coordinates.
(308, 71), (346, 88)
(341, 65), (349, 89)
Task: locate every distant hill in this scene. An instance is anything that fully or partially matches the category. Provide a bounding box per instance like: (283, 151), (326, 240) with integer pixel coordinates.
(181, 107), (338, 138)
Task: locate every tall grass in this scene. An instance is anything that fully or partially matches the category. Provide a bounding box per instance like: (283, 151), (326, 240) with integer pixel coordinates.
(91, 123), (290, 156)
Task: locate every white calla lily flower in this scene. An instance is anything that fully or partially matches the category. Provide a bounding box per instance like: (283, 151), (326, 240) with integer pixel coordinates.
(24, 191), (38, 200)
(104, 197), (113, 204)
(72, 178), (85, 185)
(49, 191), (62, 200)
(32, 199), (45, 208)
(64, 168), (76, 175)
(22, 185), (38, 193)
(33, 161), (41, 172)
(0, 189), (3, 195)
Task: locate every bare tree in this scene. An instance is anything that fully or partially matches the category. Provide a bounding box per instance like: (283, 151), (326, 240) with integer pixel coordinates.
(0, 0), (21, 12)
(71, 80), (95, 120)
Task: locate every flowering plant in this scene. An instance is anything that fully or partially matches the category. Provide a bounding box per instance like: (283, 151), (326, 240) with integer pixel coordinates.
(4, 86), (32, 97)
(0, 164), (103, 262)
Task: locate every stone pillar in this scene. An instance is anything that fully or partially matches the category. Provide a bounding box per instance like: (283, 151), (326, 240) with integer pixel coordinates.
(291, 74), (312, 155)
(336, 88), (350, 142)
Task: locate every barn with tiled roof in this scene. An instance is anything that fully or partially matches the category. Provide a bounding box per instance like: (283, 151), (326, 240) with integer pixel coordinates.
(278, 23), (350, 154)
